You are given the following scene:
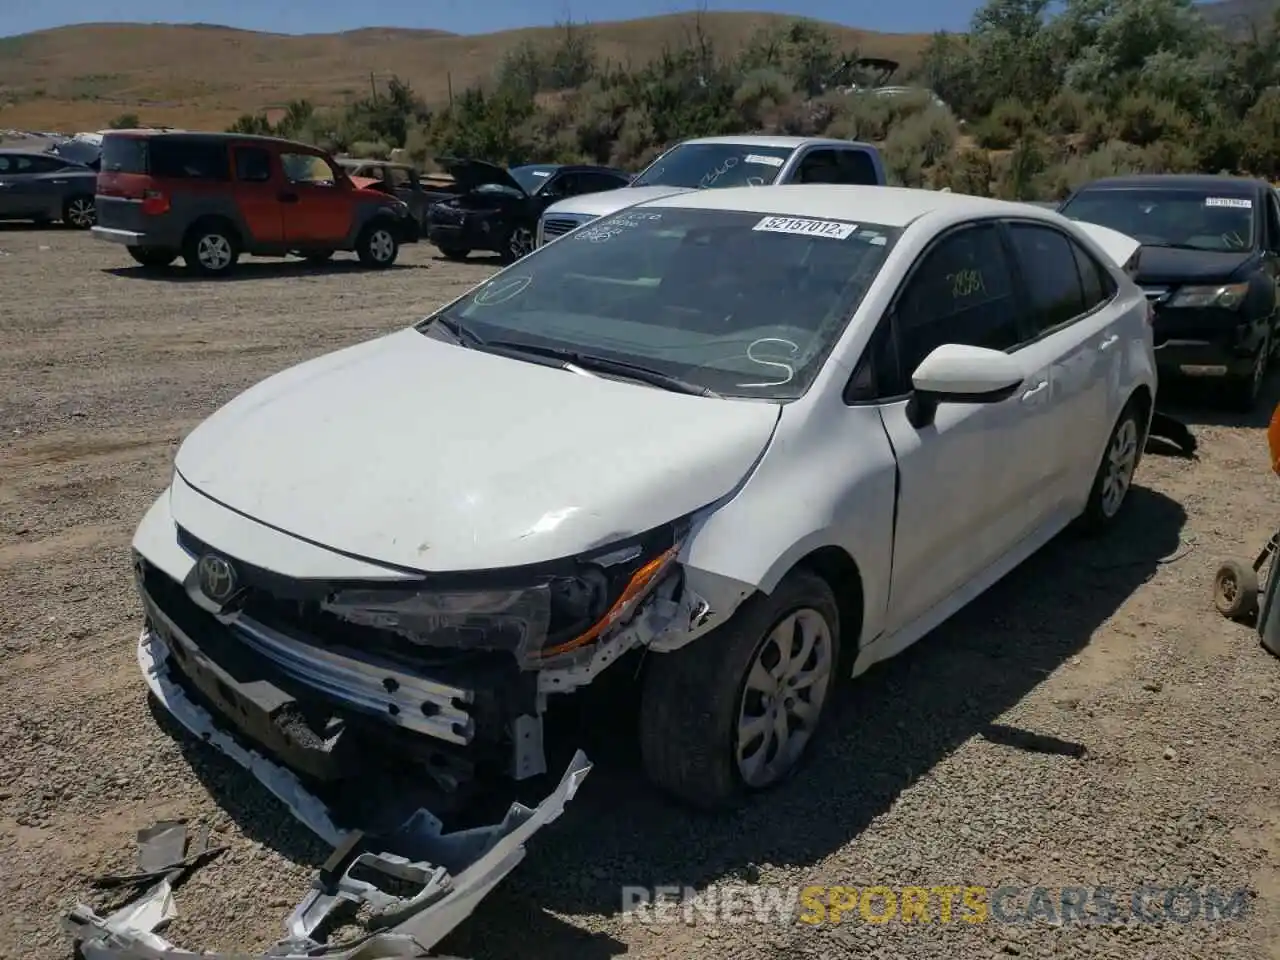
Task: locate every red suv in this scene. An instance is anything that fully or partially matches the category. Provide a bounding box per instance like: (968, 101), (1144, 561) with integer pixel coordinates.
(92, 132), (418, 276)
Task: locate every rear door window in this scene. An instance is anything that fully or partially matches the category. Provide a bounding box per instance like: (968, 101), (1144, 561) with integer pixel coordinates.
(149, 139), (230, 180)
(1007, 223), (1087, 336)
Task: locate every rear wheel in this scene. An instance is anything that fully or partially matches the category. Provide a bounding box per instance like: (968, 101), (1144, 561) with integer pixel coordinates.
(356, 222), (399, 268)
(128, 247), (177, 268)
(182, 222), (240, 277)
(62, 195), (96, 229)
(1079, 402), (1143, 534)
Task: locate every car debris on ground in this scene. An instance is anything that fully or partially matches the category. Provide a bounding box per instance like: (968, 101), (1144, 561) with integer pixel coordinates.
(63, 752), (590, 959)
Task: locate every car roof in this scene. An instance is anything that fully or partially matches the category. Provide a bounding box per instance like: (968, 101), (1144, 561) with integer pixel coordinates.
(1073, 174), (1269, 193)
(103, 130), (316, 150)
(0, 149), (48, 158)
(635, 184), (1055, 229)
(678, 135), (876, 150)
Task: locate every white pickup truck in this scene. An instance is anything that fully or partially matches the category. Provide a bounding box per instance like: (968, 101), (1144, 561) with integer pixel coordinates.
(535, 134), (887, 247)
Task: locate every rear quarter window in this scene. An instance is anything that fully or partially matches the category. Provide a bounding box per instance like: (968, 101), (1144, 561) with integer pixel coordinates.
(100, 136), (148, 174)
(149, 139), (230, 181)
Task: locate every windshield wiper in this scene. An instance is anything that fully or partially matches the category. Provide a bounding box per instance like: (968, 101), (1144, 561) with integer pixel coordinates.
(430, 314), (486, 347)
(484, 340), (721, 397)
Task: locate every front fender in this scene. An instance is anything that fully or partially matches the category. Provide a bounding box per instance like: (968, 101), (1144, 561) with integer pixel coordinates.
(667, 403), (898, 650)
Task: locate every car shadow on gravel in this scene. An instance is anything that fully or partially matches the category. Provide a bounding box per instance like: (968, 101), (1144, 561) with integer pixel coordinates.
(102, 260), (429, 282)
(442, 484), (1189, 959)
(430, 253), (506, 266)
(145, 484), (1187, 960)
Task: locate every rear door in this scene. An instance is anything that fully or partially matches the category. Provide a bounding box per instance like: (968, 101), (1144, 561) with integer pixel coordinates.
(278, 150), (351, 244)
(231, 144), (284, 245)
(1003, 220), (1117, 517)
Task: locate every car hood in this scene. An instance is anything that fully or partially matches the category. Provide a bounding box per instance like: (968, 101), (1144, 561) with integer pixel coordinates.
(1133, 245), (1257, 285)
(172, 328), (780, 572)
(436, 157), (526, 196)
(542, 185), (694, 219)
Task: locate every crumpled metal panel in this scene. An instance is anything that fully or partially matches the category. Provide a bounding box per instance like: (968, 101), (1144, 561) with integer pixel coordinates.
(65, 631), (592, 959)
(64, 748), (592, 959)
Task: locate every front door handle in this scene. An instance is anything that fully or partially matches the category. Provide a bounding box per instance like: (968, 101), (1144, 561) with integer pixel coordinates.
(1099, 334), (1119, 351)
(1021, 380), (1048, 402)
(278, 191), (299, 203)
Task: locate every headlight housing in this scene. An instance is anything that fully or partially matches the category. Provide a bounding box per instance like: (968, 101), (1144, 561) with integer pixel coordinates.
(1167, 282), (1249, 310)
(320, 527), (684, 669)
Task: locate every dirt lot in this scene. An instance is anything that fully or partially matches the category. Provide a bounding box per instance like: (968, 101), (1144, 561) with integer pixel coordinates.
(2, 225), (1279, 960)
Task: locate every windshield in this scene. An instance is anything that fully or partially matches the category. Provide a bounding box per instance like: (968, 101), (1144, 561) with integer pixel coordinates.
(420, 207), (899, 399)
(632, 144), (794, 189)
(1060, 188), (1256, 252)
(510, 164), (559, 194)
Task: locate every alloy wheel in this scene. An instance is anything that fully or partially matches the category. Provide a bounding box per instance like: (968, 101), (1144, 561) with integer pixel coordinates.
(509, 227), (534, 260)
(735, 608), (834, 789)
(369, 228), (395, 263)
(197, 234), (233, 272)
(1099, 417), (1139, 518)
(66, 197), (96, 228)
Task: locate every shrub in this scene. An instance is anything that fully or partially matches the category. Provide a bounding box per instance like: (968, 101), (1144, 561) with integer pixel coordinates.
(882, 106), (961, 186)
(973, 99), (1035, 149)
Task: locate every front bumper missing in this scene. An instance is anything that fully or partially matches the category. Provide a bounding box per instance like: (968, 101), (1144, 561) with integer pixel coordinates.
(68, 632), (591, 958)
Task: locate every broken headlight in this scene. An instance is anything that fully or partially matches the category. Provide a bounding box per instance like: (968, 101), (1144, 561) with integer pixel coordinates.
(320, 531), (683, 668)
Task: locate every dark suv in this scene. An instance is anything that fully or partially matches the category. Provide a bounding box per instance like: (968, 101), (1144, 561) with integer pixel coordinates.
(92, 132), (418, 276)
(1059, 174), (1280, 410)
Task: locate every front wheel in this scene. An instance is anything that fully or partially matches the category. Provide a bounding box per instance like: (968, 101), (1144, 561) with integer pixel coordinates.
(182, 224), (239, 276)
(1226, 332), (1270, 412)
(356, 222), (399, 268)
(1078, 402), (1143, 534)
(62, 195), (96, 229)
(500, 226), (535, 264)
(638, 568), (841, 809)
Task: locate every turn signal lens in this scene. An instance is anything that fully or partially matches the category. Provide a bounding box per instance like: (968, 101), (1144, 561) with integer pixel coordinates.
(533, 545), (681, 659)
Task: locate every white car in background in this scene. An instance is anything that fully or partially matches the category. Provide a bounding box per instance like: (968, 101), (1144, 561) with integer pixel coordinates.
(131, 186), (1153, 829)
(535, 135), (887, 246)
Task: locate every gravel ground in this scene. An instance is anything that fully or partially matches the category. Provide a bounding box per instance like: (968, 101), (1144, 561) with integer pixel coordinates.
(1, 225), (1279, 960)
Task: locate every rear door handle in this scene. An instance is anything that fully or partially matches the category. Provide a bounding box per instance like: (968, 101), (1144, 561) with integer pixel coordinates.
(1099, 334), (1119, 351)
(1021, 380), (1048, 402)
(278, 191), (299, 203)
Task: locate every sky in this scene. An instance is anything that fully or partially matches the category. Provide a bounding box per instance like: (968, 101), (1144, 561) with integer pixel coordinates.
(0, 0), (980, 40)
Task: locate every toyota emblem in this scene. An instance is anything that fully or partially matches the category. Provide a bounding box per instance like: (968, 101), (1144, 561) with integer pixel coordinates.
(197, 553), (239, 604)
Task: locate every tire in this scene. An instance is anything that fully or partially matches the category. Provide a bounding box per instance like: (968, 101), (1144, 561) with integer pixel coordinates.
(356, 221), (399, 268)
(62, 195), (96, 230)
(638, 568), (842, 810)
(1078, 401), (1144, 535)
(1214, 558), (1259, 620)
(128, 247), (177, 268)
(500, 225), (535, 264)
(181, 221), (240, 277)
(1226, 332), (1270, 412)
(438, 246), (470, 261)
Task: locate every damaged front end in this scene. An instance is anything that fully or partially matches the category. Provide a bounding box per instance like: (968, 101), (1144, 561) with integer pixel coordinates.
(64, 749), (591, 959)
(133, 510), (700, 820)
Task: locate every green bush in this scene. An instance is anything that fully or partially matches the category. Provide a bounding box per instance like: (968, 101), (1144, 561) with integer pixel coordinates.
(973, 99), (1035, 150)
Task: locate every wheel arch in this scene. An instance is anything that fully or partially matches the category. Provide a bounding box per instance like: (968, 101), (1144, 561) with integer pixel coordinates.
(183, 214), (243, 249)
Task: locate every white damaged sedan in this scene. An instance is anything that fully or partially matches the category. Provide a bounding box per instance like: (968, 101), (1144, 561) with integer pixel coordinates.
(132, 185), (1154, 821)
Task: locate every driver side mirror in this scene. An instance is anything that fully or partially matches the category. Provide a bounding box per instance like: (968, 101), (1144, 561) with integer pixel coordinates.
(906, 343), (1025, 429)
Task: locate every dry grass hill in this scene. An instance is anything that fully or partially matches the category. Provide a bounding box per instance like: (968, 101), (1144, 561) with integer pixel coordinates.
(0, 13), (930, 132)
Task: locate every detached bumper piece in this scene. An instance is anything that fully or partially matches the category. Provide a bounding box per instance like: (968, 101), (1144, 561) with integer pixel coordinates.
(63, 649), (591, 958)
